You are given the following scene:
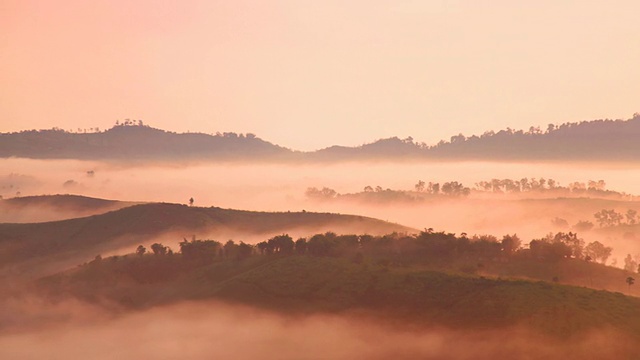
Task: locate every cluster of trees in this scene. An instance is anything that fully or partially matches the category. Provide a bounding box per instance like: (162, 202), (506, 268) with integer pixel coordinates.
(528, 232), (612, 263)
(305, 187), (339, 200)
(119, 229), (617, 271)
(594, 209), (638, 227)
(554, 209), (640, 232)
(305, 181), (471, 201)
(114, 119), (146, 127)
(475, 178), (560, 193)
(134, 238), (255, 262)
(413, 181), (470, 196)
(9, 121), (261, 140)
(472, 178), (630, 197)
(306, 178), (636, 203)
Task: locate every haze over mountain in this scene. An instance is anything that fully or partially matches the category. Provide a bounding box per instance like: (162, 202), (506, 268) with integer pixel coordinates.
(2, 115), (639, 162)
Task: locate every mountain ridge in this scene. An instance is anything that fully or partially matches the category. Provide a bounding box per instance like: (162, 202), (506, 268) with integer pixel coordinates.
(1, 114), (639, 161)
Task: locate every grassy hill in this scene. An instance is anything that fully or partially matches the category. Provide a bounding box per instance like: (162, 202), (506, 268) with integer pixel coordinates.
(0, 194), (138, 222)
(0, 203), (414, 271)
(39, 254), (640, 339)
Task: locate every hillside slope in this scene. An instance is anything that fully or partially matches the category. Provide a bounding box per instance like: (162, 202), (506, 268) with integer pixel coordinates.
(0, 203), (414, 268)
(0, 194), (138, 222)
(40, 255), (640, 340)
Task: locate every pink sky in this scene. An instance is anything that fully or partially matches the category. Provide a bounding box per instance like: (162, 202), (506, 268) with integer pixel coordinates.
(2, 0), (639, 150)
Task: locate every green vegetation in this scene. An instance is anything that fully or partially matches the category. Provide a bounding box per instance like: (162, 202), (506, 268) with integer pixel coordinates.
(39, 230), (640, 339)
(306, 177), (638, 203)
(0, 203), (412, 267)
(2, 115), (640, 162)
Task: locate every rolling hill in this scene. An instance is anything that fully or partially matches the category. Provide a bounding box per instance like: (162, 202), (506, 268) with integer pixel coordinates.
(38, 254), (640, 341)
(0, 194), (139, 222)
(0, 202), (414, 273)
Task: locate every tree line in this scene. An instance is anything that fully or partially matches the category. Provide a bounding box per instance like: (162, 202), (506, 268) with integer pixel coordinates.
(306, 177), (636, 202)
(94, 229), (617, 273)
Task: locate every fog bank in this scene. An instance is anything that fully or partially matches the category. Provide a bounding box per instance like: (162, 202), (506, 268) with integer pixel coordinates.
(0, 300), (633, 360)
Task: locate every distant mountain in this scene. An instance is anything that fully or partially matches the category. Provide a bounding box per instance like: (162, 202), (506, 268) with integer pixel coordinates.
(312, 114), (640, 161)
(426, 115), (640, 161)
(0, 124), (294, 161)
(1, 114), (639, 161)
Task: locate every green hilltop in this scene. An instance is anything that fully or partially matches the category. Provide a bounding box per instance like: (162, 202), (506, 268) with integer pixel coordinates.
(38, 231), (640, 339)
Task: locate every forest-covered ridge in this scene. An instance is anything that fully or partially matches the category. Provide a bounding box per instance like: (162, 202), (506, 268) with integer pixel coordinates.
(38, 230), (640, 339)
(1, 114), (639, 161)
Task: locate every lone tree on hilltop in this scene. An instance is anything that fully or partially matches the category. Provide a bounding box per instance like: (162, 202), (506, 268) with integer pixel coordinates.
(626, 276), (635, 293)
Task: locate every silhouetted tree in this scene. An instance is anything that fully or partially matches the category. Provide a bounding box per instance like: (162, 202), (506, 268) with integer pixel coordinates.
(624, 254), (638, 273)
(307, 232), (338, 256)
(594, 209), (624, 227)
(441, 181), (470, 196)
(584, 241), (612, 264)
(237, 242), (253, 260)
(256, 241), (271, 255)
(150, 243), (168, 255)
(136, 245), (146, 257)
(268, 234), (294, 255)
(626, 276), (635, 293)
(572, 220), (594, 232)
(501, 234), (521, 256)
(223, 240), (238, 259)
(295, 237), (307, 254)
(179, 239), (220, 263)
(306, 187), (338, 200)
(553, 232), (584, 259)
(529, 234), (573, 262)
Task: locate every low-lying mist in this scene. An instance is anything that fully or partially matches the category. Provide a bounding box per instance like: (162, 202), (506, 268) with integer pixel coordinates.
(3, 157), (640, 263)
(3, 158), (639, 210)
(0, 299), (634, 360)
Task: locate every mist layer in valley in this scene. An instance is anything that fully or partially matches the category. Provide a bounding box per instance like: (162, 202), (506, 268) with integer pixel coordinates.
(3, 158), (640, 260)
(0, 299), (634, 360)
(3, 157), (640, 358)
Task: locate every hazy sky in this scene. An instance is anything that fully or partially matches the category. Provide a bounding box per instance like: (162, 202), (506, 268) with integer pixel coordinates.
(2, 0), (639, 150)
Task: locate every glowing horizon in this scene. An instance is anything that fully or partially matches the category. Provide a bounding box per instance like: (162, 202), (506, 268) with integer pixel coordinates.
(2, 1), (639, 150)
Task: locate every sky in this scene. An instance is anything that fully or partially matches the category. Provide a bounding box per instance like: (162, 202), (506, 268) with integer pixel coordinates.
(2, 0), (639, 151)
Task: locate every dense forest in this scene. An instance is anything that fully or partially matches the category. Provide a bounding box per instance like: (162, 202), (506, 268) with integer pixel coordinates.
(2, 115), (639, 161)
